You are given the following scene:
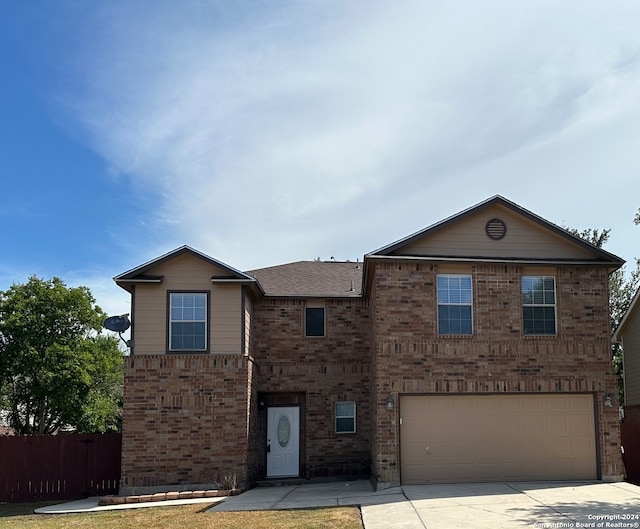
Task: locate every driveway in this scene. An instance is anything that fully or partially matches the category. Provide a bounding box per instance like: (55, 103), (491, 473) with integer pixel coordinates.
(211, 480), (640, 529)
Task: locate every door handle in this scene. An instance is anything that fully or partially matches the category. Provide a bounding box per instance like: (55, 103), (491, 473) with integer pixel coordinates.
(267, 442), (271, 453)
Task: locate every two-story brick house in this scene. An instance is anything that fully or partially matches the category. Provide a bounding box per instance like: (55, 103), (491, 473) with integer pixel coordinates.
(114, 196), (625, 493)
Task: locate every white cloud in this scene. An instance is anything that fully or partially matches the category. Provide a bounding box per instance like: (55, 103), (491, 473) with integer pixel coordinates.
(54, 0), (640, 271)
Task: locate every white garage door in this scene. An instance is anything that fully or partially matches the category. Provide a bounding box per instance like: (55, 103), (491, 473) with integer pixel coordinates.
(400, 394), (597, 484)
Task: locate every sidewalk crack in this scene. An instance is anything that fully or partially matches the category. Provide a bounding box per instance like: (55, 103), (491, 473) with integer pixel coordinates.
(402, 489), (429, 529)
(272, 485), (299, 508)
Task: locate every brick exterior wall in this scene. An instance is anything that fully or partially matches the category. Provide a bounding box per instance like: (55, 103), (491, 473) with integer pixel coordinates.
(370, 261), (623, 486)
(251, 298), (371, 479)
(120, 354), (253, 494)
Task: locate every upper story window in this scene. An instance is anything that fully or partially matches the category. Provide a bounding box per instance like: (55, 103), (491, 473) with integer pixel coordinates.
(169, 292), (208, 351)
(437, 274), (473, 335)
(305, 306), (325, 337)
(522, 276), (556, 335)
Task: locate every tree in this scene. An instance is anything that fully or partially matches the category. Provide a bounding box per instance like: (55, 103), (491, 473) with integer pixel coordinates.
(564, 227), (640, 401)
(0, 276), (123, 434)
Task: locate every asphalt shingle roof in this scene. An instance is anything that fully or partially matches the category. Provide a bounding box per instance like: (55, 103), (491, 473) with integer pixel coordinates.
(247, 261), (363, 297)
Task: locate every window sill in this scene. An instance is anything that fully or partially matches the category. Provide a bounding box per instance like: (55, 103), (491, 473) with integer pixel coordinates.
(167, 350), (210, 354)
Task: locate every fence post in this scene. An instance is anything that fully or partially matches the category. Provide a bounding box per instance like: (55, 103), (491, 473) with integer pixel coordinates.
(81, 438), (95, 497)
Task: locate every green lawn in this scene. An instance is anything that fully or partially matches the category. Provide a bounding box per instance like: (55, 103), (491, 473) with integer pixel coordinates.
(0, 502), (364, 529)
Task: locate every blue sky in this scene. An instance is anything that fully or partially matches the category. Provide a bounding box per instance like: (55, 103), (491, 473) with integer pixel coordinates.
(2, 1), (640, 319)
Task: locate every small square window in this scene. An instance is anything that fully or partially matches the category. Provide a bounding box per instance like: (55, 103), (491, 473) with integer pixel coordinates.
(335, 401), (356, 433)
(305, 307), (325, 337)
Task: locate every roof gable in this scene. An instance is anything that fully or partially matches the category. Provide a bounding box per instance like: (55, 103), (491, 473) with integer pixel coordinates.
(368, 195), (624, 267)
(114, 245), (257, 292)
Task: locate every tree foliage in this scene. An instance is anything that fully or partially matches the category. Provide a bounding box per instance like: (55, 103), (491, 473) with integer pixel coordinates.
(564, 226), (640, 402)
(0, 276), (123, 434)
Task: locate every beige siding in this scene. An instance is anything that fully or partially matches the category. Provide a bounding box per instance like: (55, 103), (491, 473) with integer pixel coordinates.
(133, 284), (167, 354)
(211, 285), (242, 354)
(622, 303), (640, 406)
(132, 253), (243, 355)
(396, 204), (595, 260)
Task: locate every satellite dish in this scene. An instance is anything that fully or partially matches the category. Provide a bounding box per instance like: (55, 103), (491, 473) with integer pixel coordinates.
(104, 314), (131, 333)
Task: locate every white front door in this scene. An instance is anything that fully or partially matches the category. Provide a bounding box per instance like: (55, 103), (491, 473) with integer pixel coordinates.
(267, 407), (300, 477)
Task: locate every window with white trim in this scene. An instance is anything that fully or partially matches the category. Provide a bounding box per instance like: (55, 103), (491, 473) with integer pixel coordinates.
(522, 276), (556, 335)
(335, 401), (356, 433)
(437, 274), (473, 335)
(169, 292), (207, 351)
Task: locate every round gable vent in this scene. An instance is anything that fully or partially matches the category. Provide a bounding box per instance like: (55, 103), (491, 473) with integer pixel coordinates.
(485, 218), (507, 240)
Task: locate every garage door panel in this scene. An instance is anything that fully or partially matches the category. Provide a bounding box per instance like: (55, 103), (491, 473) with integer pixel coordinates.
(501, 398), (523, 413)
(400, 394), (596, 484)
(571, 396), (593, 412)
(501, 462), (527, 480)
(571, 416), (594, 435)
(421, 463), (453, 482)
(548, 416), (571, 434)
(547, 398), (570, 412)
(522, 396), (545, 411)
(572, 437), (596, 458)
(523, 415), (546, 434)
(546, 436), (572, 457)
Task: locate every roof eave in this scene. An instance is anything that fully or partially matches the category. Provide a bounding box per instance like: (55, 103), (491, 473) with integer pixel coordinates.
(211, 277), (266, 296)
(259, 293), (363, 299)
(114, 276), (164, 293)
(365, 254), (624, 268)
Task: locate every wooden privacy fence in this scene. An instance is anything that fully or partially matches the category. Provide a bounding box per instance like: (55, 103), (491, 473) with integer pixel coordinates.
(621, 422), (640, 485)
(0, 433), (121, 502)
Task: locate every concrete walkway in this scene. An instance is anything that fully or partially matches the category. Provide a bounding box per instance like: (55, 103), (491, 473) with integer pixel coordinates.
(400, 481), (640, 529)
(208, 480), (417, 528)
(210, 480), (640, 529)
(35, 496), (224, 514)
(208, 480), (405, 511)
(35, 480), (640, 529)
